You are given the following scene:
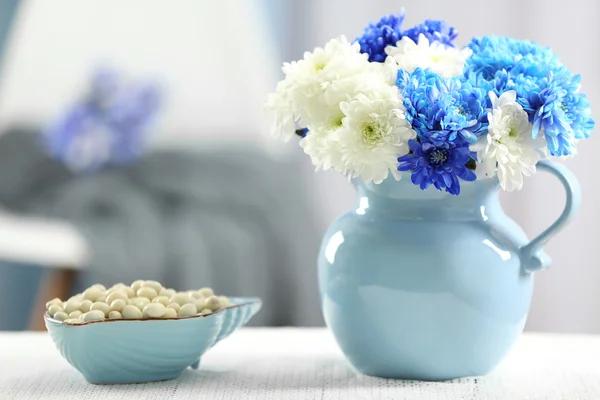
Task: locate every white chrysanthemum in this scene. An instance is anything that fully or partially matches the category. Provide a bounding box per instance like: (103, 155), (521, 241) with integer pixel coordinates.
(471, 90), (546, 191)
(265, 36), (371, 140)
(265, 80), (297, 142)
(299, 126), (344, 172)
(385, 34), (472, 78)
(337, 94), (416, 184)
(368, 56), (402, 86)
(300, 70), (405, 176)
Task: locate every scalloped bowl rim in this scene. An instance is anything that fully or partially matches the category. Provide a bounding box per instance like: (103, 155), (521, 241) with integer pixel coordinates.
(44, 297), (262, 327)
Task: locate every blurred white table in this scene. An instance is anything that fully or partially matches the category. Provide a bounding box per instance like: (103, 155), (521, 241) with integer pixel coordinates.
(1, 328), (600, 400)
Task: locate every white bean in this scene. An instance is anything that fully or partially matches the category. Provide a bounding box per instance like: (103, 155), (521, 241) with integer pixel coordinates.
(163, 307), (177, 318)
(137, 287), (158, 300)
(122, 305), (143, 319)
(90, 302), (110, 316)
(152, 296), (170, 306)
(105, 291), (128, 304)
(82, 287), (104, 302)
(47, 280), (227, 322)
(159, 288), (176, 298)
(131, 297), (150, 310)
(82, 310), (105, 322)
(205, 295), (221, 311)
(53, 311), (69, 321)
(45, 298), (62, 309)
(141, 280), (162, 292)
(170, 293), (192, 305)
(121, 286), (136, 298)
(64, 299), (81, 314)
(219, 296), (232, 307)
(199, 287), (214, 298)
(64, 318), (84, 325)
(110, 299), (126, 312)
(131, 280), (145, 293)
(79, 300), (93, 312)
(48, 304), (64, 317)
(143, 303), (166, 318)
(178, 303), (197, 317)
(192, 297), (206, 310)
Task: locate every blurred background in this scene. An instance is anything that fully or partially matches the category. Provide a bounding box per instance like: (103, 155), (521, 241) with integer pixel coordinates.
(0, 0), (597, 332)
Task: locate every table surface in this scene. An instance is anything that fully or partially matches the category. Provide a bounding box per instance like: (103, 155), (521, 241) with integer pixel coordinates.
(1, 328), (600, 400)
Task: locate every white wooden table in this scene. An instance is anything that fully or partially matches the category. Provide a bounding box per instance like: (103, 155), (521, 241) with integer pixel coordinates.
(1, 328), (599, 399)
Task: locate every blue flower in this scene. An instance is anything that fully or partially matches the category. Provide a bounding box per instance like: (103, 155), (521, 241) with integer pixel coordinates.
(356, 12), (458, 62)
(464, 35), (594, 157)
(517, 68), (595, 156)
(397, 68), (488, 145)
(402, 19), (457, 47)
(45, 68), (161, 172)
(398, 139), (476, 196)
(355, 12), (405, 62)
(465, 36), (560, 81)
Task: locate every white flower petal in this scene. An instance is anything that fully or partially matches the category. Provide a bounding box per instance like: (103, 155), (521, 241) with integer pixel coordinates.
(385, 35), (471, 78)
(336, 94), (416, 183)
(472, 92), (547, 191)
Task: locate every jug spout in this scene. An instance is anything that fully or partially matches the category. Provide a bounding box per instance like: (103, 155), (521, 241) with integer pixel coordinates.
(521, 250), (552, 273)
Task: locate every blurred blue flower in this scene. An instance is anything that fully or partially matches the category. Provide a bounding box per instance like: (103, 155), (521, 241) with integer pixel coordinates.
(398, 138), (476, 196)
(397, 68), (488, 145)
(402, 19), (457, 47)
(356, 12), (405, 62)
(45, 69), (161, 172)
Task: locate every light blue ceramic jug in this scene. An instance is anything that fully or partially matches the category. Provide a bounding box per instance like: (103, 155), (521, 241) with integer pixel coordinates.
(318, 160), (580, 381)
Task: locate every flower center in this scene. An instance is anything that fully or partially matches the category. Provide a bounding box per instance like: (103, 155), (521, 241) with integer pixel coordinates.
(508, 126), (519, 138)
(361, 122), (381, 144)
(428, 148), (449, 166)
(315, 62), (326, 71)
(559, 102), (567, 112)
(456, 105), (467, 116)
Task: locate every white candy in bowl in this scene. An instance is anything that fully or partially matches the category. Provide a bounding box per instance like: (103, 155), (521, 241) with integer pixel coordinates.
(44, 280), (261, 384)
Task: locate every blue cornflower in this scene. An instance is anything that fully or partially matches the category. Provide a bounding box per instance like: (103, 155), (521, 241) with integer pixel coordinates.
(397, 68), (489, 145)
(402, 19), (457, 47)
(356, 12), (405, 62)
(398, 139), (476, 196)
(517, 68), (595, 156)
(45, 68), (161, 172)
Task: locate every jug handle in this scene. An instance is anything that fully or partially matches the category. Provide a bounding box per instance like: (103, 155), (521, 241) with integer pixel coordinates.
(520, 160), (581, 273)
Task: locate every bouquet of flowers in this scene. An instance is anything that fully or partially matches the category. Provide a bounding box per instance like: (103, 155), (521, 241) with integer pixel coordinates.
(266, 11), (594, 195)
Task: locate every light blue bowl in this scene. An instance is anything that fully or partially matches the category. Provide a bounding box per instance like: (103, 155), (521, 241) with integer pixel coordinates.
(44, 297), (261, 384)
